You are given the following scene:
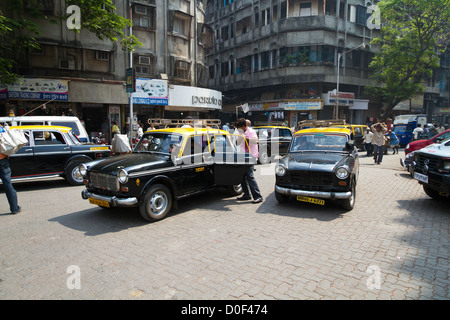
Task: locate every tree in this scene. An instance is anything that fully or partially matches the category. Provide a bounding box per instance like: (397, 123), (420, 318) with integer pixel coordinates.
(0, 0), (141, 85)
(367, 0), (450, 113)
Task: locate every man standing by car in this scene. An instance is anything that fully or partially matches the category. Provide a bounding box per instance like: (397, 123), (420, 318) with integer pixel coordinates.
(371, 122), (387, 164)
(0, 125), (21, 214)
(235, 118), (263, 203)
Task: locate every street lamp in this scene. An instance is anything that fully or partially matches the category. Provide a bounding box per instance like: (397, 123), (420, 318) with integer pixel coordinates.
(334, 43), (366, 120)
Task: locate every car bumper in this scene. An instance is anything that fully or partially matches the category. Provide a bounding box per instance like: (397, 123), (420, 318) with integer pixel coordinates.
(81, 189), (138, 207)
(275, 185), (352, 199)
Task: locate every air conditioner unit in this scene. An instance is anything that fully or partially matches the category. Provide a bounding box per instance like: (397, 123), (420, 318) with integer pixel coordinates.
(138, 56), (151, 65)
(135, 5), (147, 15)
(59, 59), (75, 70)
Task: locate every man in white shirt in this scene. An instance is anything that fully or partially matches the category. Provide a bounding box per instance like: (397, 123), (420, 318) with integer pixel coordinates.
(413, 124), (423, 140)
(363, 128), (374, 156)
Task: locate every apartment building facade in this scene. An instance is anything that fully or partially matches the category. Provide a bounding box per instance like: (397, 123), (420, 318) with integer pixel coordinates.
(1, 0), (219, 137)
(205, 0), (383, 126)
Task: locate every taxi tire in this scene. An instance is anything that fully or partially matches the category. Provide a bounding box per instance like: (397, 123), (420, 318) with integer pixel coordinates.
(139, 184), (172, 222)
(65, 162), (85, 186)
(340, 183), (355, 210)
(228, 184), (243, 196)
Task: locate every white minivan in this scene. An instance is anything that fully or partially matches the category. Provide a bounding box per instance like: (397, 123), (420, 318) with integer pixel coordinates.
(0, 115), (90, 142)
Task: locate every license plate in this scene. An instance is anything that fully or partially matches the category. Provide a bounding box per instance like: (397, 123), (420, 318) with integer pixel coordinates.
(89, 198), (110, 208)
(297, 196), (325, 205)
(414, 172), (428, 184)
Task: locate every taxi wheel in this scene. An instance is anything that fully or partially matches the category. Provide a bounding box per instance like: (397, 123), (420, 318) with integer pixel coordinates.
(139, 184), (172, 222)
(65, 162), (84, 186)
(228, 184), (243, 196)
(340, 183), (356, 210)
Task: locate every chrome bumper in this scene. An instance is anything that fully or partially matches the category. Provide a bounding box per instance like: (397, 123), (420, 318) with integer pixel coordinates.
(81, 189), (138, 207)
(275, 185), (352, 200)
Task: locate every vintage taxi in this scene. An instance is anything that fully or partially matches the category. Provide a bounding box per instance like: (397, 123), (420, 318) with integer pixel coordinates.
(2, 125), (111, 185)
(253, 126), (292, 164)
(274, 127), (359, 210)
(80, 127), (254, 222)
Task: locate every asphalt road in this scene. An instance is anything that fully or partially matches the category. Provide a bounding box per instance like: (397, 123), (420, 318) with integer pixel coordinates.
(0, 150), (448, 300)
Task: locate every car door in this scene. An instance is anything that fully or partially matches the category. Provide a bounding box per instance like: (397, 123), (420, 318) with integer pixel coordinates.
(177, 134), (214, 194)
(211, 133), (254, 186)
(279, 128), (292, 154)
(8, 130), (35, 178)
(32, 130), (71, 175)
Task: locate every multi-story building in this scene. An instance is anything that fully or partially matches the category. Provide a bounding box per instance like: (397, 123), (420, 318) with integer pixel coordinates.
(205, 0), (383, 126)
(0, 0), (220, 139)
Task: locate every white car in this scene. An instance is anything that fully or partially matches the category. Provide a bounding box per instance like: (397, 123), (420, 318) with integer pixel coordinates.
(413, 137), (450, 199)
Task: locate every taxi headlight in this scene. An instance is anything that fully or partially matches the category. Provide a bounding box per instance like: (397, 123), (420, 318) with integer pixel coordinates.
(275, 164), (286, 176)
(117, 169), (129, 184)
(439, 160), (450, 173)
(79, 164), (88, 177)
(335, 167), (349, 179)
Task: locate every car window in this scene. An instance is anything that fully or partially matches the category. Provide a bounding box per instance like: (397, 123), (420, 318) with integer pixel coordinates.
(354, 127), (362, 135)
(183, 135), (210, 156)
(210, 134), (237, 153)
(281, 129), (292, 137)
(67, 131), (82, 144)
(51, 121), (80, 136)
(291, 134), (347, 152)
(134, 132), (183, 154)
(33, 131), (66, 145)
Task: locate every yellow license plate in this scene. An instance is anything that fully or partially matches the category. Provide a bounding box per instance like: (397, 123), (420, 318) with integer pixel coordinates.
(297, 196), (325, 205)
(89, 198), (110, 208)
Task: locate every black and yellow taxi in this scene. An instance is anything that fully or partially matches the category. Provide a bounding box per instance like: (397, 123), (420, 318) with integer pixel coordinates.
(3, 125), (111, 185)
(80, 127), (254, 222)
(330, 124), (368, 150)
(274, 127), (359, 210)
(252, 125), (293, 164)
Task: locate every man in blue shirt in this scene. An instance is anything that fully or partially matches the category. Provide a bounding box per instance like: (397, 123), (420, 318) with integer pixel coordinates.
(0, 125), (21, 214)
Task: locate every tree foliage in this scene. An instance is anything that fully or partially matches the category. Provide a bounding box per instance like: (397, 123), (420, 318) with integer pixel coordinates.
(0, 0), (141, 85)
(367, 0), (450, 111)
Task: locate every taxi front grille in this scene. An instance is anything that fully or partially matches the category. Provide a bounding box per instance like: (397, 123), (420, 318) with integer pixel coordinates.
(89, 172), (119, 191)
(288, 171), (334, 187)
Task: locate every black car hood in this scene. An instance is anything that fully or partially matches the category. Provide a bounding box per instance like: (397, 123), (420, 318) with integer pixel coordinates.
(285, 152), (347, 172)
(90, 152), (171, 175)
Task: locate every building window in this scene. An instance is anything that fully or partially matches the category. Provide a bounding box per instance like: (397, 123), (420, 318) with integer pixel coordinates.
(300, 3), (312, 17)
(280, 1), (287, 19)
(174, 60), (191, 79)
(36, 0), (54, 16)
(355, 5), (368, 26)
(134, 54), (157, 76)
(236, 56), (251, 74)
(261, 51), (270, 70)
(133, 4), (156, 29)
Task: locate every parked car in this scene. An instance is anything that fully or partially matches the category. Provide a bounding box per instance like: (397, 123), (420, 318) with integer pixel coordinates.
(0, 116), (90, 142)
(1, 125), (111, 185)
(405, 129), (450, 155)
(330, 124), (368, 151)
(253, 126), (292, 164)
(274, 127), (359, 210)
(413, 137), (450, 200)
(80, 127), (254, 222)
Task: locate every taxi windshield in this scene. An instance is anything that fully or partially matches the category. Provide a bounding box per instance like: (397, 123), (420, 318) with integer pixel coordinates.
(134, 132), (183, 154)
(290, 134), (348, 152)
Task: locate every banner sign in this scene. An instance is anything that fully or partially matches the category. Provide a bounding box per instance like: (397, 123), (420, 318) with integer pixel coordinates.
(132, 78), (168, 105)
(5, 78), (68, 101)
(283, 99), (323, 110)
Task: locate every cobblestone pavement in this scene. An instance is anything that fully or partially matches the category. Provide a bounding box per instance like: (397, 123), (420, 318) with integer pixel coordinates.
(0, 151), (448, 300)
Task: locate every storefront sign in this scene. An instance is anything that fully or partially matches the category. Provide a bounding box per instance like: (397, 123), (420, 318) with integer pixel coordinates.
(283, 99), (323, 110)
(324, 91), (355, 106)
(5, 78), (68, 101)
(132, 78), (168, 105)
(169, 85), (222, 110)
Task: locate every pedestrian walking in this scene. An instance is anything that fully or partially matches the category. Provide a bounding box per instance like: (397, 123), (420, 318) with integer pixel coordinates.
(371, 122), (387, 164)
(362, 127), (373, 156)
(437, 124), (445, 134)
(111, 121), (120, 140)
(387, 130), (399, 154)
(0, 125), (21, 214)
(235, 118), (263, 203)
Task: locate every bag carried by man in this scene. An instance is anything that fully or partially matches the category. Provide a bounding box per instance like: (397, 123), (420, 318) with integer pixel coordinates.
(0, 128), (28, 156)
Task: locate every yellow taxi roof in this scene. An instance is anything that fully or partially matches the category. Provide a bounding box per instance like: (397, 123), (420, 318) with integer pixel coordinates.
(295, 127), (352, 135)
(10, 125), (73, 133)
(146, 127), (229, 135)
(332, 124), (368, 128)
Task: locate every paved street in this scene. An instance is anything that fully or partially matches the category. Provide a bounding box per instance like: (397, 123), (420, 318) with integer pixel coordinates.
(0, 150), (449, 300)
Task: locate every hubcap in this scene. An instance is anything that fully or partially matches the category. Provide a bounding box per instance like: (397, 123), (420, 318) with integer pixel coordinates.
(72, 167), (83, 182)
(149, 192), (168, 216)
